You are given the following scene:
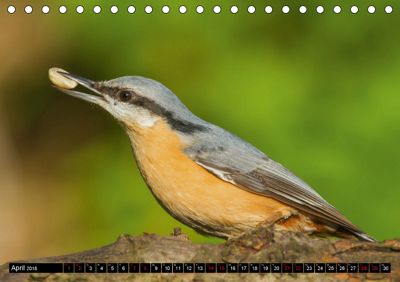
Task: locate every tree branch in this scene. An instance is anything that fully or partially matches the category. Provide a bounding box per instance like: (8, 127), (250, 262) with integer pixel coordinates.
(1, 227), (399, 281)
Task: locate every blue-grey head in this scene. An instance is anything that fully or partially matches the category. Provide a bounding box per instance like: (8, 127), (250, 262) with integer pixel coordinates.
(51, 69), (207, 134)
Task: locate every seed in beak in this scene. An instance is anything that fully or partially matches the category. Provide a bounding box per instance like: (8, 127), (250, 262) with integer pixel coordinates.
(49, 67), (78, 90)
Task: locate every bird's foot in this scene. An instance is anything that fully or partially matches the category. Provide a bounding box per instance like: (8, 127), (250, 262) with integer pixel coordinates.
(170, 227), (190, 241)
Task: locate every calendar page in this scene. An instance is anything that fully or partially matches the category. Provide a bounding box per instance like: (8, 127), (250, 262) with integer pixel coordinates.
(0, 1), (398, 281)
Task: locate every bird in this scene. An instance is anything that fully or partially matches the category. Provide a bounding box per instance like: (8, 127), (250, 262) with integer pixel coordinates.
(49, 68), (375, 242)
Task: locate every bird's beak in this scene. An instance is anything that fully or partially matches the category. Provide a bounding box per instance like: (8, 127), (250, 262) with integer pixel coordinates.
(53, 71), (105, 104)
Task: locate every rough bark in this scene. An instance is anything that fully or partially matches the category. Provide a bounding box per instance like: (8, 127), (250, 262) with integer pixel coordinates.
(1, 227), (399, 281)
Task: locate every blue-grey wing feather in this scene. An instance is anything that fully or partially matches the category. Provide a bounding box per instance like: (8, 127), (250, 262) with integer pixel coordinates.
(185, 125), (373, 240)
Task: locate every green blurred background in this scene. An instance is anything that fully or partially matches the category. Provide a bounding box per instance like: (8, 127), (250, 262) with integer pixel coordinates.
(1, 1), (399, 263)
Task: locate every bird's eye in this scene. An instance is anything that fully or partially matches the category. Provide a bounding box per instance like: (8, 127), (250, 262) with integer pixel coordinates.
(118, 90), (133, 102)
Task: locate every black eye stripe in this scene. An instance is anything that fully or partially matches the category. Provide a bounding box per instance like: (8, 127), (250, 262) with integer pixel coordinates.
(128, 95), (207, 134)
(95, 86), (135, 99)
(96, 85), (207, 134)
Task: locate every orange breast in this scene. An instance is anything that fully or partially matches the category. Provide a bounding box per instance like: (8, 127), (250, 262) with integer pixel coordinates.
(127, 120), (318, 238)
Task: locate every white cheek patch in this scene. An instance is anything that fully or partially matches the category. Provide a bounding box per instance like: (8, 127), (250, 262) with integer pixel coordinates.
(134, 108), (158, 127)
(102, 98), (158, 128)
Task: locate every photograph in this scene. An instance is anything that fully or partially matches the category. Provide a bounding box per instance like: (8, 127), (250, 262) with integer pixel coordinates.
(0, 1), (399, 281)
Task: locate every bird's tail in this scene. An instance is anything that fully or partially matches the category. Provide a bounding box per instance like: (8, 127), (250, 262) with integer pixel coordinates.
(353, 231), (376, 242)
(335, 226), (376, 242)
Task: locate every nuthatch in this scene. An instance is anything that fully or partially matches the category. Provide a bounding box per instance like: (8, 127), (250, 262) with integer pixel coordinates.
(49, 68), (375, 242)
